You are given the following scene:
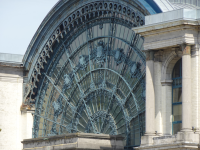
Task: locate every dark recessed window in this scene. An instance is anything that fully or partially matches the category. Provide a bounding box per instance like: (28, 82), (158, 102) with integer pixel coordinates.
(172, 59), (182, 135)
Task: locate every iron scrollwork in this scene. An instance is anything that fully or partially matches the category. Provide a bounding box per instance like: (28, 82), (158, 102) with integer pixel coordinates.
(78, 55), (88, 70)
(31, 1), (146, 148)
(94, 40), (107, 67)
(114, 48), (124, 65)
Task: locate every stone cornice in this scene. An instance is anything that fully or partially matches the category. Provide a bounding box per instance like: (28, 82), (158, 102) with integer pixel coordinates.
(22, 133), (124, 150)
(0, 61), (23, 68)
(22, 133), (124, 143)
(133, 9), (200, 36)
(133, 19), (200, 37)
(143, 36), (196, 50)
(0, 75), (23, 83)
(132, 14), (200, 50)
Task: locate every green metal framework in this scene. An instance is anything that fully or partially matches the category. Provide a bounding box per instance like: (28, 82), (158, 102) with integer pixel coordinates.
(23, 1), (150, 149)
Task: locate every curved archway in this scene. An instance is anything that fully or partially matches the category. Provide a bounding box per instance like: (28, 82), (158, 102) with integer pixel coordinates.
(161, 50), (182, 82)
(22, 0), (159, 148)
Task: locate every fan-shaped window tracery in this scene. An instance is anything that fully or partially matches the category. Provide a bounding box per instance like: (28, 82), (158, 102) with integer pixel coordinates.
(30, 1), (147, 149)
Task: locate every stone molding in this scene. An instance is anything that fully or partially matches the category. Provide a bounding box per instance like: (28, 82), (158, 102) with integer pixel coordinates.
(143, 36), (196, 51)
(0, 75), (23, 83)
(0, 66), (23, 83)
(0, 62), (23, 68)
(161, 50), (180, 82)
(161, 80), (173, 86)
(136, 142), (199, 150)
(133, 18), (198, 51)
(133, 20), (199, 36)
(22, 133), (124, 143)
(136, 133), (200, 150)
(22, 133), (124, 150)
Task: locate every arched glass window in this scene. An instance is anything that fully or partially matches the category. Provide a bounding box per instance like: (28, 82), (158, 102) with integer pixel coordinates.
(172, 59), (182, 134)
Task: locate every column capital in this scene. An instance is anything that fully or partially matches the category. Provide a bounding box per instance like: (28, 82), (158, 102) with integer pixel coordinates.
(181, 44), (191, 55)
(145, 50), (154, 61)
(191, 44), (199, 57)
(154, 50), (163, 62)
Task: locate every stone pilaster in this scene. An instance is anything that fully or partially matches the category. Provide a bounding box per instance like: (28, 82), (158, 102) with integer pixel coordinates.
(141, 50), (156, 146)
(181, 44), (192, 132)
(161, 84), (172, 135)
(191, 45), (199, 132)
(145, 50), (155, 135)
(154, 51), (163, 135)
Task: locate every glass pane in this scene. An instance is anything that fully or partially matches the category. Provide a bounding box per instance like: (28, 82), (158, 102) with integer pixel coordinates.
(173, 123), (182, 135)
(173, 88), (182, 103)
(173, 104), (182, 121)
(172, 78), (182, 86)
(172, 59), (181, 78)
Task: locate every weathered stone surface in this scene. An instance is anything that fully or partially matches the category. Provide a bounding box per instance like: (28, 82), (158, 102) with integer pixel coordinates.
(0, 65), (33, 150)
(133, 8), (200, 150)
(22, 133), (124, 150)
(136, 133), (200, 150)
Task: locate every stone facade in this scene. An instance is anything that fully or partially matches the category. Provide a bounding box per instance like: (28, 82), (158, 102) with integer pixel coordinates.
(2, 2), (200, 150)
(0, 53), (33, 150)
(134, 9), (200, 150)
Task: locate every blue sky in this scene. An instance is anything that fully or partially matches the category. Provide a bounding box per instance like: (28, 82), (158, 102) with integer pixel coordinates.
(0, 0), (58, 55)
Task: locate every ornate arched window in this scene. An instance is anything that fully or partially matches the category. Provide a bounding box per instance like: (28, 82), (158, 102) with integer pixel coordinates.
(172, 59), (182, 134)
(21, 0), (156, 149)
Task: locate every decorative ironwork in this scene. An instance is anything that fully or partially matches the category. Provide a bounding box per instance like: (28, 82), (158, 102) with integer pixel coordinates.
(64, 74), (73, 89)
(114, 48), (124, 65)
(130, 62), (141, 78)
(26, 0), (148, 149)
(78, 55), (88, 70)
(94, 40), (107, 67)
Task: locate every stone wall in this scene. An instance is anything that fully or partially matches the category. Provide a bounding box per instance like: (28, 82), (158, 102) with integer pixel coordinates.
(0, 65), (33, 150)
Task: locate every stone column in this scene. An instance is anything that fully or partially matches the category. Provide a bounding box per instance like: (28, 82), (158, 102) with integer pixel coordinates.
(181, 44), (192, 132)
(161, 84), (172, 135)
(145, 50), (155, 135)
(198, 47), (200, 131)
(154, 51), (163, 135)
(191, 45), (199, 132)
